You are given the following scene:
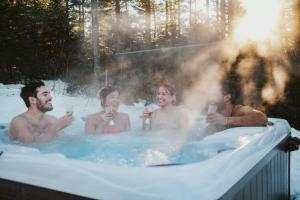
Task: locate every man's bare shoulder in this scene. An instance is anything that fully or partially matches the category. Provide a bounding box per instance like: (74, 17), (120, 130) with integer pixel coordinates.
(10, 113), (27, 126)
(9, 114), (31, 141)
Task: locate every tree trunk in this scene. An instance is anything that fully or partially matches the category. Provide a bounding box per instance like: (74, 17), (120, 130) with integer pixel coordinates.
(189, 0), (192, 27)
(115, 0), (121, 23)
(144, 0), (151, 43)
(220, 0), (226, 39)
(165, 0), (169, 36)
(170, 0), (176, 39)
(64, 0), (70, 77)
(114, 0), (121, 51)
(91, 0), (100, 75)
(177, 0), (181, 37)
(206, 0), (209, 23)
(82, 0), (85, 37)
(152, 1), (157, 39)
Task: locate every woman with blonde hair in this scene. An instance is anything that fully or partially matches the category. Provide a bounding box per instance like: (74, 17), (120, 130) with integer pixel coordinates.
(143, 82), (189, 132)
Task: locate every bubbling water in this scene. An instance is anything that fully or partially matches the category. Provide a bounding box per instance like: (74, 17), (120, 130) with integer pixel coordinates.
(0, 122), (234, 167)
(0, 96), (235, 167)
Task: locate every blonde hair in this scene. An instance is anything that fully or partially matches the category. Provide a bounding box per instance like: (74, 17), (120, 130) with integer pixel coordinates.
(157, 82), (177, 105)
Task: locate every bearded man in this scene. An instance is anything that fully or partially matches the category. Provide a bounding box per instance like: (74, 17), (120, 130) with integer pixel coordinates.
(9, 81), (73, 144)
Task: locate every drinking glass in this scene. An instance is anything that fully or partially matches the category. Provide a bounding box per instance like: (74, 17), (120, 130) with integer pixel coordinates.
(65, 104), (74, 114)
(208, 104), (217, 114)
(105, 106), (115, 126)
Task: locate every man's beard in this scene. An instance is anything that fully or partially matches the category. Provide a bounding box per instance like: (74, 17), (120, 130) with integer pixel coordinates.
(37, 99), (53, 113)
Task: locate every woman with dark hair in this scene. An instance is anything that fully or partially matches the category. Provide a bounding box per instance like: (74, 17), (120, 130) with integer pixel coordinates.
(85, 86), (130, 134)
(143, 82), (189, 132)
(206, 80), (267, 132)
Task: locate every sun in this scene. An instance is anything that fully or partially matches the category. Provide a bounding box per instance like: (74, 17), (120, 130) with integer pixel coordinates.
(232, 0), (282, 44)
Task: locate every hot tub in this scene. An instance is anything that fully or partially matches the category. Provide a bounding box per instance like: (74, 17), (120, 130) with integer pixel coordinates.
(0, 118), (291, 200)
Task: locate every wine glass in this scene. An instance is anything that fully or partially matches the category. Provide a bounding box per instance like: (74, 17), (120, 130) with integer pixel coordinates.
(65, 104), (74, 114)
(144, 107), (152, 125)
(105, 106), (115, 126)
(208, 104), (217, 114)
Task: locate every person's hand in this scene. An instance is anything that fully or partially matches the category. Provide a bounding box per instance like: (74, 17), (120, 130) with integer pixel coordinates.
(101, 108), (114, 122)
(58, 112), (73, 129)
(206, 112), (227, 125)
(143, 108), (152, 119)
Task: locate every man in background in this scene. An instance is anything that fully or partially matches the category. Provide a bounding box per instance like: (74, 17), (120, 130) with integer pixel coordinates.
(9, 81), (73, 144)
(206, 80), (268, 132)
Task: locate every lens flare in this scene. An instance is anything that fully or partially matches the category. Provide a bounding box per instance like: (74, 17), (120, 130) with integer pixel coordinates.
(232, 0), (282, 44)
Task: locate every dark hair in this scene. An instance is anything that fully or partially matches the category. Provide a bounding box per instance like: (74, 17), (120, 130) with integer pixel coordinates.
(97, 85), (120, 107)
(20, 81), (45, 108)
(221, 80), (243, 105)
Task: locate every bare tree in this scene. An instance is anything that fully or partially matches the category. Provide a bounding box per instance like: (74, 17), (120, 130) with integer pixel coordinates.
(91, 0), (100, 74)
(144, 0), (152, 43)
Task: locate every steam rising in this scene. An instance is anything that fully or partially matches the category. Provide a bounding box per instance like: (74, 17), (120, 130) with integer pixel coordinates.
(181, 0), (295, 110)
(233, 0), (282, 44)
(80, 0), (298, 114)
(230, 0), (294, 105)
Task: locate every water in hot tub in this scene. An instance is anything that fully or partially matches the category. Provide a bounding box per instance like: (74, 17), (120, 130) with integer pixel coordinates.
(0, 121), (235, 166)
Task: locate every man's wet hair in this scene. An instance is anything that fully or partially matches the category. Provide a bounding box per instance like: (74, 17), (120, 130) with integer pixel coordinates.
(221, 80), (243, 105)
(97, 85), (120, 107)
(20, 81), (45, 107)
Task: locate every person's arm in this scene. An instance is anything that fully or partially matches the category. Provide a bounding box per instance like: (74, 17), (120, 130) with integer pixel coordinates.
(207, 106), (267, 127)
(227, 106), (268, 126)
(85, 115), (96, 134)
(142, 109), (153, 131)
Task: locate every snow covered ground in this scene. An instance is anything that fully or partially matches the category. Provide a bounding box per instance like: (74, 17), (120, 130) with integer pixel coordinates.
(0, 80), (299, 199)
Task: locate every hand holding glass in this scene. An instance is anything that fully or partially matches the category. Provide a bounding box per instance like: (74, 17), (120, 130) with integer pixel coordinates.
(65, 104), (74, 114)
(144, 107), (152, 124)
(208, 104), (217, 114)
(105, 106), (115, 126)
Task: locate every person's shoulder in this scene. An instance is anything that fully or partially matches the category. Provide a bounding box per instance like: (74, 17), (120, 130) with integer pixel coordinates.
(9, 114), (28, 131)
(86, 112), (102, 122)
(10, 114), (25, 124)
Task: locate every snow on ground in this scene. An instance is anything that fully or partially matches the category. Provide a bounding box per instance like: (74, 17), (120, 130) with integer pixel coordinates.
(0, 80), (299, 199)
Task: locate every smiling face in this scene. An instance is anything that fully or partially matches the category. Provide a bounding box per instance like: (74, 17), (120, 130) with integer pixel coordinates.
(156, 86), (175, 108)
(31, 86), (53, 112)
(103, 91), (120, 111)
